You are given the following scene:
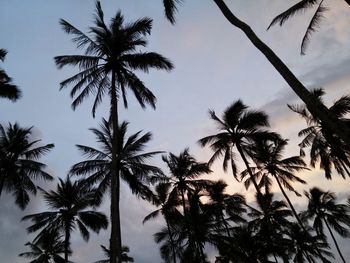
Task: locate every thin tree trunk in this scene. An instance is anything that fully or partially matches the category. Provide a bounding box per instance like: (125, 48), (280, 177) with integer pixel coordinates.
(165, 217), (177, 263)
(273, 253), (278, 263)
(273, 175), (305, 230)
(64, 222), (70, 263)
(324, 219), (347, 263)
(235, 143), (262, 195)
(110, 70), (122, 263)
(212, 0), (350, 146)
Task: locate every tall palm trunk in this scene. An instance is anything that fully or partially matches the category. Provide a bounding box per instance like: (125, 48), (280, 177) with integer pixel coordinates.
(212, 0), (350, 146)
(235, 143), (262, 195)
(324, 219), (347, 263)
(273, 175), (305, 230)
(165, 217), (177, 263)
(110, 70), (122, 263)
(64, 222), (70, 263)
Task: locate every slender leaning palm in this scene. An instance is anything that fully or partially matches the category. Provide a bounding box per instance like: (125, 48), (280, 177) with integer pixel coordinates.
(0, 123), (54, 209)
(0, 49), (21, 101)
(19, 229), (66, 263)
(289, 88), (350, 180)
(198, 100), (274, 194)
(242, 138), (308, 231)
(55, 2), (173, 262)
(22, 177), (108, 263)
(303, 187), (350, 263)
(161, 0), (350, 146)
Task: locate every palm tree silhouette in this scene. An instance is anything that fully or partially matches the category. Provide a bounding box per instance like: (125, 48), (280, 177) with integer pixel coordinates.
(162, 149), (212, 218)
(286, 222), (333, 263)
(248, 193), (292, 262)
(161, 0), (350, 146)
(0, 123), (54, 209)
(19, 229), (66, 263)
(268, 0), (350, 55)
(199, 100), (274, 194)
(0, 49), (21, 101)
(70, 118), (163, 262)
(303, 187), (350, 263)
(242, 138), (308, 232)
(55, 1), (173, 261)
(205, 180), (246, 237)
(70, 119), (162, 201)
(22, 177), (108, 263)
(143, 183), (182, 263)
(289, 88), (350, 180)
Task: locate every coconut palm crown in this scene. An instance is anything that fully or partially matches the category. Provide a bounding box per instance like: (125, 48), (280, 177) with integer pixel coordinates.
(0, 122), (54, 209)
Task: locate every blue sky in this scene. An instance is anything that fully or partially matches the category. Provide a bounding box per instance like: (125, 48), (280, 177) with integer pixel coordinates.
(1, 0), (350, 262)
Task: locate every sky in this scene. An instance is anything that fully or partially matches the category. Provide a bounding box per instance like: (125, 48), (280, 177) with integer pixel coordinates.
(1, 0), (350, 262)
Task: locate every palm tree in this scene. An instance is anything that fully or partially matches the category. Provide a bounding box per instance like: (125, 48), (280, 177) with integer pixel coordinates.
(69, 118), (163, 262)
(19, 229), (66, 263)
(303, 187), (350, 263)
(154, 217), (187, 262)
(22, 177), (108, 263)
(94, 245), (134, 263)
(242, 137), (308, 231)
(286, 222), (333, 263)
(213, 225), (269, 263)
(55, 2), (173, 262)
(198, 100), (274, 194)
(205, 180), (246, 237)
(143, 183), (182, 263)
(248, 193), (292, 262)
(0, 122), (54, 209)
(289, 88), (350, 180)
(0, 49), (21, 101)
(162, 149), (212, 217)
(161, 0), (350, 146)
(268, 0), (350, 55)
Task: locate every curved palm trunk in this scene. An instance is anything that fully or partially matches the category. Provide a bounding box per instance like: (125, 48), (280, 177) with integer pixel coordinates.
(110, 70), (122, 263)
(212, 0), (350, 146)
(165, 217), (177, 263)
(235, 143), (262, 195)
(324, 219), (347, 263)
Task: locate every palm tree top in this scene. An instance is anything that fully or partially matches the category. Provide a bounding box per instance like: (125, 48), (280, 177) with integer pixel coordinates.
(70, 118), (164, 201)
(55, 1), (174, 116)
(0, 122), (54, 209)
(162, 148), (212, 181)
(0, 48), (21, 101)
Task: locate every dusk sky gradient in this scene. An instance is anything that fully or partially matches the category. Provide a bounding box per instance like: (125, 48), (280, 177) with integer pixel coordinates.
(1, 0), (350, 262)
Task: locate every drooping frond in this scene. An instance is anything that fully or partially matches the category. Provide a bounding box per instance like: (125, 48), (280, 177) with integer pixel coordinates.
(163, 0), (183, 24)
(300, 1), (327, 55)
(268, 0), (320, 29)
